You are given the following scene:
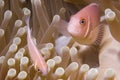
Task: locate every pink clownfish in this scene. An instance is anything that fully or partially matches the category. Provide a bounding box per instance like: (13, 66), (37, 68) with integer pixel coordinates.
(58, 3), (100, 45)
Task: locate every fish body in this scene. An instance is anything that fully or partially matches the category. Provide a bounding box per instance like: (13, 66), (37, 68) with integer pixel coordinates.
(67, 3), (100, 44)
(27, 27), (48, 76)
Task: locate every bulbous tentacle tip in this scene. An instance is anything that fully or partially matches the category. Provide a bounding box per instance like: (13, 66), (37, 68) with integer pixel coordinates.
(89, 3), (98, 6)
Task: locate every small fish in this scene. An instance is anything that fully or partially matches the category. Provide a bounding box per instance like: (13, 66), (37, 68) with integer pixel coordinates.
(27, 26), (48, 76)
(67, 3), (100, 44)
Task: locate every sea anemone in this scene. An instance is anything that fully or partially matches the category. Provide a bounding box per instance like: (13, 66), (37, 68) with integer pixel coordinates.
(0, 0), (120, 80)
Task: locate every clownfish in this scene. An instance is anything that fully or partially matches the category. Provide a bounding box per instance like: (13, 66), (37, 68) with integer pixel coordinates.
(57, 3), (100, 45)
(67, 3), (100, 44)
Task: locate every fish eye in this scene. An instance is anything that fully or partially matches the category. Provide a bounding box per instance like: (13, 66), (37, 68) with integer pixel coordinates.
(79, 18), (86, 25)
(37, 68), (41, 72)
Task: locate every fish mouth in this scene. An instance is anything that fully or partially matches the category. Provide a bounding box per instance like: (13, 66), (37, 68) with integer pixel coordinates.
(67, 19), (81, 38)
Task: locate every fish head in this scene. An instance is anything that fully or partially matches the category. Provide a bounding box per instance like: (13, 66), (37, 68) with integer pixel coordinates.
(67, 3), (100, 44)
(35, 62), (48, 76)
